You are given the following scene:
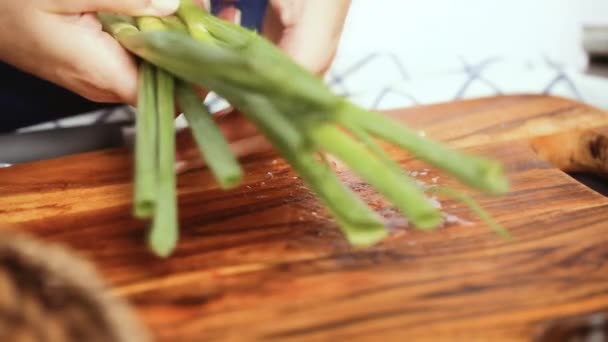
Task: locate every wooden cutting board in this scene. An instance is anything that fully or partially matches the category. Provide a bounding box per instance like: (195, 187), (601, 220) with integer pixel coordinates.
(1, 95), (608, 341)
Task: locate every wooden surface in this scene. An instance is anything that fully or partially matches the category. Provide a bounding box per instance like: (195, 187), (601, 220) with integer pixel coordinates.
(1, 95), (608, 341)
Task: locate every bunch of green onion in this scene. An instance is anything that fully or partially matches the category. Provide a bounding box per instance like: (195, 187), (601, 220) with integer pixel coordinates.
(96, 0), (510, 258)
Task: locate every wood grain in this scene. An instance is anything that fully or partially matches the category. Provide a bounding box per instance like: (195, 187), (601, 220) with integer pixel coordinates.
(1, 95), (607, 341)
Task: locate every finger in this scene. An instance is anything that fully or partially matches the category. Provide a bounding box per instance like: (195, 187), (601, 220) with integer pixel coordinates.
(195, 0), (211, 11)
(33, 15), (139, 104)
(175, 110), (265, 174)
(77, 13), (103, 31)
(217, 6), (242, 24)
(45, 0), (180, 16)
(176, 109), (258, 154)
(176, 135), (272, 175)
(263, 0), (350, 75)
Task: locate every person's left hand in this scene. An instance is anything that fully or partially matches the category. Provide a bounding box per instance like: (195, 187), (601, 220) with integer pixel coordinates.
(0, 0), (182, 106)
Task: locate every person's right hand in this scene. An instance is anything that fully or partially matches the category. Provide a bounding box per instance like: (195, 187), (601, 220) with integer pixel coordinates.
(0, 0), (180, 105)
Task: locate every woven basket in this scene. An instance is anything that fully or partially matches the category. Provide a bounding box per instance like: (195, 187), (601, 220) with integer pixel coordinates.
(0, 228), (150, 342)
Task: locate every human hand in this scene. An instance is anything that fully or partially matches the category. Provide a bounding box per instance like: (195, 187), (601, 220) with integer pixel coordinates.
(212, 0), (351, 75)
(0, 0), (180, 106)
(263, 0), (351, 75)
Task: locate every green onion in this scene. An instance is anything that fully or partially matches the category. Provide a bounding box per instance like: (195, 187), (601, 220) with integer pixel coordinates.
(98, 13), (138, 38)
(136, 16), (167, 31)
(148, 68), (178, 257)
(342, 103), (510, 195)
(160, 16), (188, 33)
(342, 121), (409, 176)
(133, 62), (157, 218)
(133, 16), (180, 256)
(233, 92), (389, 246)
(97, 5), (512, 257)
(312, 124), (442, 230)
(177, 0), (216, 43)
(175, 82), (242, 189)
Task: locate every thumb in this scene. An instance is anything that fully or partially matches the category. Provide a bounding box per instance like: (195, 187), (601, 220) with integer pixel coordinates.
(46, 0), (180, 16)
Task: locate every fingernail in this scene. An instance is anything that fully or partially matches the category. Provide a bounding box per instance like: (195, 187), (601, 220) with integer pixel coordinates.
(152, 0), (180, 15)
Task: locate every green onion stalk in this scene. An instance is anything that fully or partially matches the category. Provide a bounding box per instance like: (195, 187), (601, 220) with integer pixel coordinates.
(96, 1), (511, 257)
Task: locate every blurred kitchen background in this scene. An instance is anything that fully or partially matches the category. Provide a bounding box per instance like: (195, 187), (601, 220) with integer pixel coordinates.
(327, 0), (608, 110)
(2, 0), (608, 164)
